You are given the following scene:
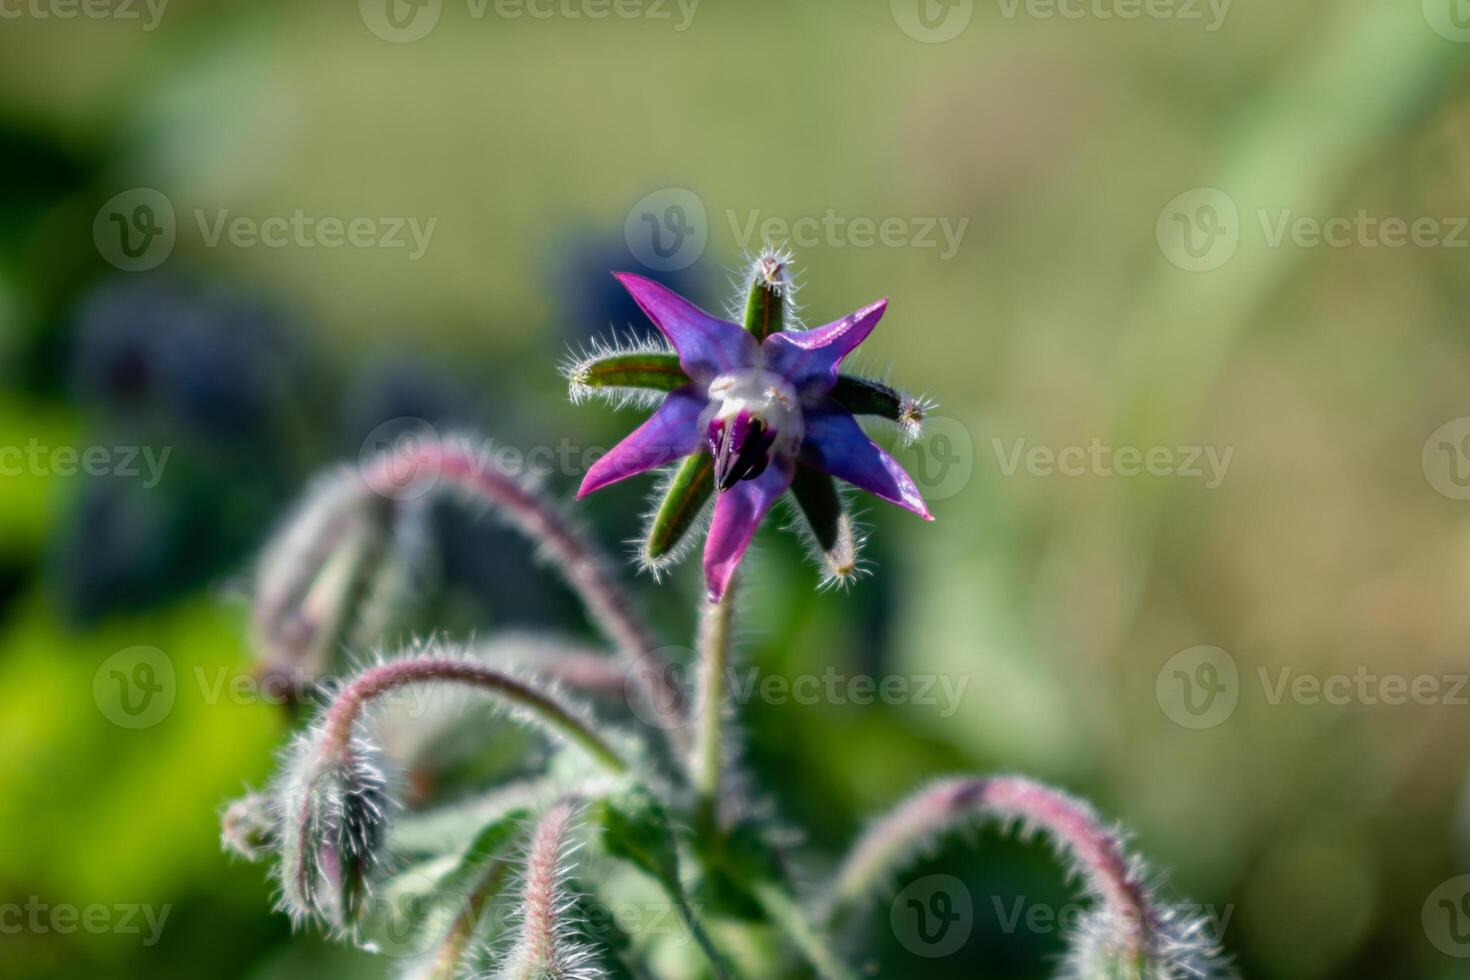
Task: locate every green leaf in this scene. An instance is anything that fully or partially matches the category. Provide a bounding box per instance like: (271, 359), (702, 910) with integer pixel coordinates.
(388, 780), (548, 859)
(359, 806), (531, 961)
(645, 453), (714, 565)
(595, 784), (681, 887)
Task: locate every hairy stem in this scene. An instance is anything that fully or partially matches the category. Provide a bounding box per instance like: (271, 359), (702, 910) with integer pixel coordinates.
(320, 657), (628, 776)
(673, 887), (735, 980)
(362, 437), (688, 742)
(425, 858), (511, 980)
(692, 580), (737, 823)
(826, 776), (1153, 959)
(505, 800), (582, 980)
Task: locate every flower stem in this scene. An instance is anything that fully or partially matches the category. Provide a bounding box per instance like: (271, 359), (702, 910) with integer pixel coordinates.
(424, 858), (510, 980)
(692, 578), (736, 822)
(320, 656), (628, 776)
(751, 880), (858, 980)
(669, 878), (737, 980)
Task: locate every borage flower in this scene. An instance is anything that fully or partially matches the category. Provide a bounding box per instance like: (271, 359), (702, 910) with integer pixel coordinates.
(568, 251), (933, 600)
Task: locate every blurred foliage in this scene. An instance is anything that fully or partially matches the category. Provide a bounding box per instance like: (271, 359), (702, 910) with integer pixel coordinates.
(1, 1), (1470, 978)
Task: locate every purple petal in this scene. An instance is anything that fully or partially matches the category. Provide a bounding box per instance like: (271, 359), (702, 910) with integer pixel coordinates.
(761, 298), (887, 395)
(799, 402), (932, 520)
(703, 455), (796, 600)
(614, 273), (758, 382)
(577, 384), (707, 497)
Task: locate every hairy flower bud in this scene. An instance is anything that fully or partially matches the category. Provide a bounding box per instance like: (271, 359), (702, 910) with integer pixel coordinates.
(275, 733), (392, 932)
(220, 790), (278, 863)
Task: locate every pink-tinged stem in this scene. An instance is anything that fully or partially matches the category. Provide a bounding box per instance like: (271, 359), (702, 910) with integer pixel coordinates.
(362, 439), (686, 736)
(520, 800), (576, 975)
(828, 776), (1154, 960)
(319, 657), (627, 776)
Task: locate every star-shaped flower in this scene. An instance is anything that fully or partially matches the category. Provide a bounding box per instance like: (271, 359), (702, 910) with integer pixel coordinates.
(567, 252), (932, 600)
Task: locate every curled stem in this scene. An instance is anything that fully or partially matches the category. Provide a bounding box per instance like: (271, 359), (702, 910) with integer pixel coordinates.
(826, 777), (1151, 953)
(473, 635), (632, 700)
(320, 656), (629, 777)
(362, 436), (687, 741)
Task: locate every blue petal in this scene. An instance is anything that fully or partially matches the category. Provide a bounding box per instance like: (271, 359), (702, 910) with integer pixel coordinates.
(761, 299), (886, 395)
(577, 384), (708, 496)
(615, 273), (758, 383)
(799, 402), (932, 519)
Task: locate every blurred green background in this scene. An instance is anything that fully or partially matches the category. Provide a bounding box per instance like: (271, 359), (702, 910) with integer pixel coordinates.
(4, 1), (1470, 976)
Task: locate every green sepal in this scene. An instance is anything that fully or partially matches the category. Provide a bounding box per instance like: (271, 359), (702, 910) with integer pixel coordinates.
(645, 453), (714, 564)
(570, 350), (690, 395)
(789, 465), (843, 553)
(830, 374), (908, 421)
(742, 274), (784, 340)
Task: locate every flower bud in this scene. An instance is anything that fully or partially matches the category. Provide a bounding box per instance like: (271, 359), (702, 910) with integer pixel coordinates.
(275, 733), (392, 932)
(220, 791), (278, 862)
